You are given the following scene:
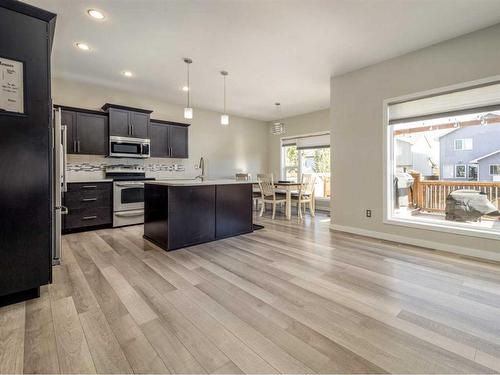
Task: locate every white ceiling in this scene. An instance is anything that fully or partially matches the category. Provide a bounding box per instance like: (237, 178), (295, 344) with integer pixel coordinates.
(26, 0), (500, 121)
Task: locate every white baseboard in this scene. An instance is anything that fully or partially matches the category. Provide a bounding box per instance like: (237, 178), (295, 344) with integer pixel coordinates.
(330, 223), (500, 262)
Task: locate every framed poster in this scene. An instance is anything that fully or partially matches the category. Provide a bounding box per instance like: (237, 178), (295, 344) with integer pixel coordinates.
(0, 57), (24, 114)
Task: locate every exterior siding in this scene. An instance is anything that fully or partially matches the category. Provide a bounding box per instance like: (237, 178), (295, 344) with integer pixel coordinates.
(439, 123), (500, 181)
(480, 153), (500, 181)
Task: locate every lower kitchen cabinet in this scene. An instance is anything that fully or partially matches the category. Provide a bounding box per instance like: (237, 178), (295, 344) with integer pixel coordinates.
(63, 182), (113, 232)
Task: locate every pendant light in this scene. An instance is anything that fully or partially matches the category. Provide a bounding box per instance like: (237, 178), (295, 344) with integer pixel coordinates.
(270, 102), (285, 135)
(183, 58), (193, 120)
(220, 71), (229, 126)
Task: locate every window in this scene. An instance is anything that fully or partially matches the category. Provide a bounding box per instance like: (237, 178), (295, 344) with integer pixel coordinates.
(386, 79), (500, 239)
(454, 164), (466, 178)
(282, 145), (298, 181)
(281, 133), (331, 198)
(468, 164), (478, 180)
(454, 138), (473, 150)
(490, 165), (500, 175)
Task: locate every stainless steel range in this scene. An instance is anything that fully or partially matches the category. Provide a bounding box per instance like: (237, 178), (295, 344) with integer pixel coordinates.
(105, 165), (154, 227)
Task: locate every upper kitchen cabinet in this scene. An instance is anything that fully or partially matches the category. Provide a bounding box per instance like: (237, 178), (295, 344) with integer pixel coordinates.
(59, 106), (108, 155)
(169, 124), (189, 158)
(102, 103), (152, 139)
(149, 119), (189, 158)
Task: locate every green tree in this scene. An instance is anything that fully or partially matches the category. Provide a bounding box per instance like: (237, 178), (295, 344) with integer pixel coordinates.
(313, 148), (330, 173)
(286, 146), (298, 166)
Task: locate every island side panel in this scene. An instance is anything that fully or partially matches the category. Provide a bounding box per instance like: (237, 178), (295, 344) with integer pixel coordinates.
(144, 183), (169, 249)
(168, 185), (216, 250)
(216, 183), (253, 239)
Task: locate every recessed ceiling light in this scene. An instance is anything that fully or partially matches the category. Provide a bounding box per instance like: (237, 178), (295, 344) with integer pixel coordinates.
(182, 86), (189, 92)
(87, 9), (105, 20)
(75, 42), (90, 51)
(122, 71), (133, 77)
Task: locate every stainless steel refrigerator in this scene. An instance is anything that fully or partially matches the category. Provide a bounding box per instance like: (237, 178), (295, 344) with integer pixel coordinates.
(52, 107), (67, 265)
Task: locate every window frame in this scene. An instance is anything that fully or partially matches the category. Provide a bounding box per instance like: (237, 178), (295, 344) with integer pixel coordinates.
(383, 74), (500, 241)
(490, 164), (500, 176)
(454, 138), (473, 151)
(280, 132), (331, 200)
(468, 164), (479, 181)
(454, 164), (466, 179)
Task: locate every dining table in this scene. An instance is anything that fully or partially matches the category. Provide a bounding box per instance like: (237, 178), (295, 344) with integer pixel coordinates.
(253, 181), (303, 220)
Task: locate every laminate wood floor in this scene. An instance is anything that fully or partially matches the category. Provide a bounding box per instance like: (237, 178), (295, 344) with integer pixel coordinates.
(2, 212), (500, 373)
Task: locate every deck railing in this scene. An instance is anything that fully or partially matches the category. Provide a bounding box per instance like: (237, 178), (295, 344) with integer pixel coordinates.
(411, 175), (500, 212)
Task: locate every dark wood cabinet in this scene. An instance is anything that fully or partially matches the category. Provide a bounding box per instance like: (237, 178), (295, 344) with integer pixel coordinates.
(76, 112), (108, 154)
(103, 104), (152, 139)
(144, 184), (217, 250)
(144, 183), (254, 251)
(149, 121), (169, 158)
(149, 119), (189, 158)
(130, 112), (149, 138)
(216, 184), (253, 239)
(61, 110), (77, 154)
(170, 125), (189, 158)
(60, 107), (108, 155)
(108, 108), (129, 137)
(63, 182), (113, 232)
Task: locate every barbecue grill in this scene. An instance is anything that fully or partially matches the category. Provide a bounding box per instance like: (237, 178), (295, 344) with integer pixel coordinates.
(445, 189), (500, 222)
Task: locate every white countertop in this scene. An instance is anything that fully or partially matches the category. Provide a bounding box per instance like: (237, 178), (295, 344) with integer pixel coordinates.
(67, 179), (113, 183)
(146, 179), (255, 187)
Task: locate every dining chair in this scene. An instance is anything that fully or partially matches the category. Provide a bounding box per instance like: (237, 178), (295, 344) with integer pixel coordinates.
(236, 173), (261, 209)
(292, 174), (316, 219)
(257, 173), (286, 219)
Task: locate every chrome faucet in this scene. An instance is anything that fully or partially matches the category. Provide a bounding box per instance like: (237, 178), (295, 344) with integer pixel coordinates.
(196, 157), (206, 180)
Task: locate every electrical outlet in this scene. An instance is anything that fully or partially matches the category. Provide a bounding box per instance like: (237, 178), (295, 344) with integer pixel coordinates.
(366, 209), (372, 218)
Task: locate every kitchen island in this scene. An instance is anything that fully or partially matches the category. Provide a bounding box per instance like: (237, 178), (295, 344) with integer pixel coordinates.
(144, 179), (254, 251)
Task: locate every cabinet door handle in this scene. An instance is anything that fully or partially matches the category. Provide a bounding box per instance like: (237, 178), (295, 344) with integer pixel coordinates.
(82, 215), (97, 220)
(77, 140), (80, 153)
(131, 124), (134, 136)
(73, 140), (77, 152)
(82, 185), (97, 189)
(82, 198), (97, 202)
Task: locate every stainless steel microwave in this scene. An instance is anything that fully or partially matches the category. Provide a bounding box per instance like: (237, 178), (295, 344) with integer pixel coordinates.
(109, 136), (150, 158)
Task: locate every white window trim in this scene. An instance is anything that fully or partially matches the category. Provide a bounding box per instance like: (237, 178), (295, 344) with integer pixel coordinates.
(454, 138), (473, 151)
(490, 164), (500, 176)
(383, 74), (500, 241)
(454, 164), (467, 179)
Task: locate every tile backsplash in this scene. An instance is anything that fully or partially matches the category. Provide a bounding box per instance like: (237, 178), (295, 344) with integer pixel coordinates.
(67, 155), (196, 181)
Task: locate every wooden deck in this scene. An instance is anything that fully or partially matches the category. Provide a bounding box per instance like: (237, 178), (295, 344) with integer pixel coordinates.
(1, 213), (500, 373)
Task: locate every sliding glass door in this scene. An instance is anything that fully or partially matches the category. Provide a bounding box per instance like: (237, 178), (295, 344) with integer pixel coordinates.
(281, 133), (331, 198)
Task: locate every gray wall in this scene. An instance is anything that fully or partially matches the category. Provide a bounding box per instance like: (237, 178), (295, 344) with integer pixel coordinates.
(331, 23), (500, 259)
(479, 153), (500, 181)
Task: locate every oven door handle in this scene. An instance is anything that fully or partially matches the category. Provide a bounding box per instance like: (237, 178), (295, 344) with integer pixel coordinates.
(115, 210), (144, 217)
(115, 182), (145, 188)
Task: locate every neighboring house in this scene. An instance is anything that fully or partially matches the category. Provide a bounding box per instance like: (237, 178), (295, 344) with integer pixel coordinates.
(395, 136), (438, 177)
(439, 123), (500, 181)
